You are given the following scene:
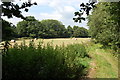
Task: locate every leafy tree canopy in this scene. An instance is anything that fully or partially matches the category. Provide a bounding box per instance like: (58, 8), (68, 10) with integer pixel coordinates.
(1, 1), (37, 19)
(87, 2), (120, 51)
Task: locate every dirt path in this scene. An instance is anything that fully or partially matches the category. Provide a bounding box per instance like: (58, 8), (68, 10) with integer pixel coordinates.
(87, 47), (118, 78)
(87, 60), (96, 78)
(87, 50), (97, 78)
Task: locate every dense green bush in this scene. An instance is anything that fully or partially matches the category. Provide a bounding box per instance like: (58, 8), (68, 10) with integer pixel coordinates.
(2, 41), (89, 80)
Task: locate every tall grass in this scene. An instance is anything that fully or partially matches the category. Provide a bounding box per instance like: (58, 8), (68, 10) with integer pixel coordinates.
(2, 41), (89, 80)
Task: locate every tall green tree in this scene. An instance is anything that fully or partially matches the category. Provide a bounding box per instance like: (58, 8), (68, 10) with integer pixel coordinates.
(2, 19), (15, 40)
(16, 16), (43, 38)
(17, 19), (67, 38)
(73, 26), (79, 31)
(73, 27), (88, 38)
(67, 25), (73, 37)
(73, 1), (120, 51)
(41, 19), (66, 38)
(87, 2), (120, 51)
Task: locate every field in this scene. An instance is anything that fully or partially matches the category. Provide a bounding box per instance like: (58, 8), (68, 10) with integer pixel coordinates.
(11, 38), (91, 47)
(2, 38), (119, 79)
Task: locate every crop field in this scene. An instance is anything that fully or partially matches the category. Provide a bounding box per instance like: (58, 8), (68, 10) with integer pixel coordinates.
(10, 38), (91, 47)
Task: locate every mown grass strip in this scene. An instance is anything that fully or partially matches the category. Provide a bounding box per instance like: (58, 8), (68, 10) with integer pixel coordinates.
(86, 43), (118, 78)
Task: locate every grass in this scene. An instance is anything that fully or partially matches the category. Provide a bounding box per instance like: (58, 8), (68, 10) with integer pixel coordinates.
(86, 42), (118, 78)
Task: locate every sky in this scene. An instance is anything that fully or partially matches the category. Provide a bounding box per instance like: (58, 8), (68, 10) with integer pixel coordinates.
(2, 0), (89, 29)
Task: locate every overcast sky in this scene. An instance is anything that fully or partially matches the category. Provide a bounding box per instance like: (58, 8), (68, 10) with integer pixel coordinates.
(2, 0), (89, 29)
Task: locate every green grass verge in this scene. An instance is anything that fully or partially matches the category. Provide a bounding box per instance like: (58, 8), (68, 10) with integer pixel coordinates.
(86, 42), (118, 78)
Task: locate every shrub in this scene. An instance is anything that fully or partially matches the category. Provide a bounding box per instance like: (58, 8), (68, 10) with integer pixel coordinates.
(2, 41), (89, 80)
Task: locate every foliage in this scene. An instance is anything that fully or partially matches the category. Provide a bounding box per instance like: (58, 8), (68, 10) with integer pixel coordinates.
(1, 1), (37, 41)
(2, 19), (16, 40)
(17, 16), (43, 38)
(73, 2), (96, 23)
(40, 19), (67, 38)
(87, 2), (120, 52)
(1, 1), (37, 19)
(2, 41), (89, 80)
(73, 1), (120, 52)
(67, 25), (73, 37)
(73, 26), (88, 38)
(16, 18), (89, 38)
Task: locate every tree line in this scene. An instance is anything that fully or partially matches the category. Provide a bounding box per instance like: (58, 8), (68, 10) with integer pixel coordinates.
(87, 2), (120, 51)
(2, 16), (89, 40)
(73, 2), (120, 52)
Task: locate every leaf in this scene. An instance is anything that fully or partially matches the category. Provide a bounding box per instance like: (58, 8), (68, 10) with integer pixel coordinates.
(74, 12), (79, 16)
(73, 18), (76, 20)
(34, 2), (37, 5)
(25, 8), (28, 12)
(80, 3), (85, 7)
(8, 14), (12, 18)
